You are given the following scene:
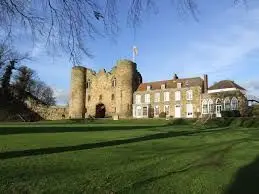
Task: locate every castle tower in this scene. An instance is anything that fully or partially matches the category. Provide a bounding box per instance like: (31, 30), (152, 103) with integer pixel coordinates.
(69, 66), (86, 118)
(115, 60), (136, 117)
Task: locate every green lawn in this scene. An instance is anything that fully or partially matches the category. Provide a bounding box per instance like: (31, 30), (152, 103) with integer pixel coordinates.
(0, 119), (259, 194)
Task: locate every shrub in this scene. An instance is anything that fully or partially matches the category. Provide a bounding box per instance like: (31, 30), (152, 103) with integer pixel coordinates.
(159, 112), (166, 118)
(252, 119), (259, 127)
(168, 118), (186, 125)
(221, 110), (241, 118)
(242, 119), (255, 128)
(221, 111), (231, 118)
(232, 110), (241, 117)
(193, 118), (234, 129)
(252, 105), (259, 117)
(194, 112), (201, 119)
(230, 118), (245, 127)
(194, 117), (258, 129)
(168, 118), (196, 125)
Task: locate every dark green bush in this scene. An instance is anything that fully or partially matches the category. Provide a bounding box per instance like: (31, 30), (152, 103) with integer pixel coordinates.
(159, 112), (166, 118)
(194, 112), (201, 119)
(168, 118), (197, 125)
(221, 110), (241, 118)
(252, 105), (259, 117)
(252, 119), (259, 127)
(193, 118), (234, 129)
(193, 117), (258, 129)
(232, 110), (241, 117)
(168, 118), (186, 125)
(230, 118), (245, 127)
(242, 119), (255, 128)
(221, 111), (231, 118)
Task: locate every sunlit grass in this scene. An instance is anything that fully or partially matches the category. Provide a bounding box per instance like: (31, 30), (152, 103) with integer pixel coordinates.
(0, 120), (258, 193)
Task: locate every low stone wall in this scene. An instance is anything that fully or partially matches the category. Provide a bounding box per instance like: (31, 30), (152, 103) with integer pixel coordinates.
(25, 100), (69, 120)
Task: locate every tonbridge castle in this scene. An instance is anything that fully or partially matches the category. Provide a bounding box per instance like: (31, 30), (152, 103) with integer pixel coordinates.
(69, 59), (248, 119)
(69, 60), (142, 118)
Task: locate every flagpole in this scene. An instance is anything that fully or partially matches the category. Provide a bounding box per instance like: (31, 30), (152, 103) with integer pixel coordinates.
(132, 46), (135, 62)
(133, 46), (138, 62)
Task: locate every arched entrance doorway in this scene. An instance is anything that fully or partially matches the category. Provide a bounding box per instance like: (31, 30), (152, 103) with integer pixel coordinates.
(95, 103), (106, 118)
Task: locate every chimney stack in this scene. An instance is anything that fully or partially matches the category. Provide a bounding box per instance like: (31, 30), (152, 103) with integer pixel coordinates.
(173, 73), (179, 80)
(204, 74), (208, 93)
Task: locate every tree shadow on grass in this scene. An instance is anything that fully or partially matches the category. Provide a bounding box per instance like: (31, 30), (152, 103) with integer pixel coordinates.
(117, 139), (246, 193)
(225, 155), (259, 194)
(0, 125), (163, 135)
(0, 128), (229, 160)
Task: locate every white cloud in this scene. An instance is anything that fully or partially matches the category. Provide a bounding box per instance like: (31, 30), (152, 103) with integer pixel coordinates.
(176, 8), (259, 79)
(242, 80), (259, 96)
(52, 88), (69, 105)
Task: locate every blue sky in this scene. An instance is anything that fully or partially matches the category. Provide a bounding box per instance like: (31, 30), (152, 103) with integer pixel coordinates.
(15, 0), (259, 104)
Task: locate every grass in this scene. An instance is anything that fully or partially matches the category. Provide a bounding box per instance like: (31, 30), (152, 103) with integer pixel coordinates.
(0, 119), (259, 193)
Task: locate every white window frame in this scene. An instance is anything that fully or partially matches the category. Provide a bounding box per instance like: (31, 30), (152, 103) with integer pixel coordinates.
(135, 95), (141, 104)
(208, 99), (214, 114)
(186, 104), (193, 118)
(224, 97), (231, 111)
(186, 90), (193, 100)
(164, 92), (170, 102)
(216, 98), (222, 117)
(143, 106), (148, 117)
(154, 93), (160, 102)
(175, 104), (181, 118)
(177, 83), (182, 89)
(145, 94), (150, 103)
(231, 97), (238, 110)
(202, 99), (208, 114)
(175, 91), (181, 101)
(136, 106), (142, 117)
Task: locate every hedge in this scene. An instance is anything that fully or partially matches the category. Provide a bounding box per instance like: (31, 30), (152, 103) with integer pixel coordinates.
(221, 110), (241, 118)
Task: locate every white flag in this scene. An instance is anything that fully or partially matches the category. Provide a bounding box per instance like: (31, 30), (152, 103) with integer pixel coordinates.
(133, 46), (138, 56)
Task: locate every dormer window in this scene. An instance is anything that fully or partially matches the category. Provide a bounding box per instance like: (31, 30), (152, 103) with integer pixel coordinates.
(177, 83), (182, 89)
(161, 84), (166, 89)
(147, 85), (151, 90)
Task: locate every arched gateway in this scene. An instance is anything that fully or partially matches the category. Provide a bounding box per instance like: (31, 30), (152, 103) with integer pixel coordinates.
(95, 103), (106, 118)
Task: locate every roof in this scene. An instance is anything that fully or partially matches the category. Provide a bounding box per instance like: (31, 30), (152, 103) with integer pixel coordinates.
(208, 80), (246, 91)
(136, 77), (203, 91)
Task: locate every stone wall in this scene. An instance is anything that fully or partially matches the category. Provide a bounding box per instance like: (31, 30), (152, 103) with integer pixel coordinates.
(26, 100), (69, 120)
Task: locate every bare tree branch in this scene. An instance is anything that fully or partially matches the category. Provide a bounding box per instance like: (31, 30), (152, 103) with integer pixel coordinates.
(0, 0), (249, 64)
